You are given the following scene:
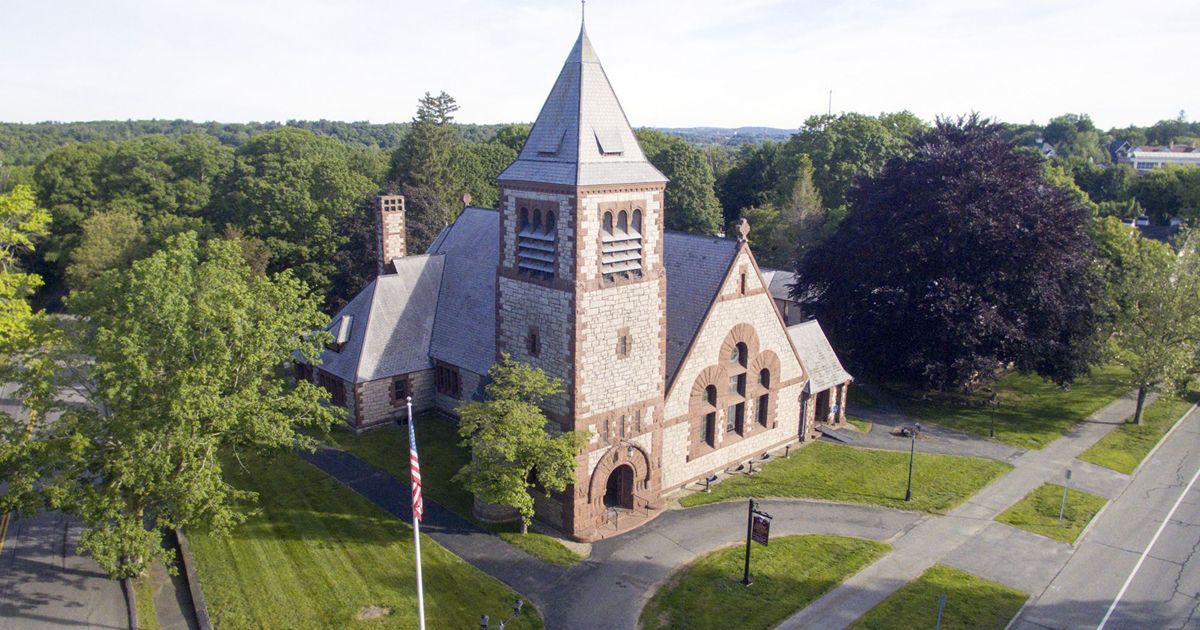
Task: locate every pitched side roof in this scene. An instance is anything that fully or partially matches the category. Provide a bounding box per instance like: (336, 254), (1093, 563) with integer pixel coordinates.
(786, 320), (852, 393)
(759, 268), (797, 301)
(663, 231), (740, 384)
(497, 26), (666, 187)
(314, 255), (444, 383)
(428, 207), (499, 375)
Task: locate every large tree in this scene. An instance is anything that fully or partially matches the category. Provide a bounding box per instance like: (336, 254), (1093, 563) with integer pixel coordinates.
(455, 355), (588, 534)
(637, 130), (723, 235)
(740, 154), (828, 268)
(3, 233), (339, 578)
(389, 92), (464, 212)
(797, 116), (1102, 389)
(1095, 220), (1200, 423)
(221, 127), (378, 297)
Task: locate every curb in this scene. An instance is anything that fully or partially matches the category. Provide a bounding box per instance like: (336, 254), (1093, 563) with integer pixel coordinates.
(122, 577), (138, 630)
(1130, 401), (1199, 477)
(175, 529), (213, 630)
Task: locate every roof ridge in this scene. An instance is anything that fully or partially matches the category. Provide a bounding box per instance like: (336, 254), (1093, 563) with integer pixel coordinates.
(349, 278), (379, 382)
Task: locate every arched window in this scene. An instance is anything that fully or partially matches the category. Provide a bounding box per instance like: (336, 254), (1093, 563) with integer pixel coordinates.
(544, 211), (556, 233)
(632, 209), (642, 234)
(603, 212), (614, 236)
(532, 208), (542, 230)
(519, 207), (529, 231)
(516, 204), (557, 279)
(759, 369), (770, 388)
(757, 369), (771, 428)
(617, 210), (628, 234)
(701, 384), (717, 447)
(729, 342), (748, 367)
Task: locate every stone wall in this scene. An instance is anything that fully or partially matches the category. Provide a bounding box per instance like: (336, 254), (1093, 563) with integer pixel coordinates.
(496, 275), (573, 418)
(576, 280), (663, 417)
(433, 367), (485, 417)
(355, 369), (435, 430)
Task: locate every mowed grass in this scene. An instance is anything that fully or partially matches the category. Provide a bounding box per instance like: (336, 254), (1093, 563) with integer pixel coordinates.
(640, 535), (890, 630)
(328, 416), (581, 565)
(847, 416), (873, 432)
(996, 483), (1108, 544)
(133, 578), (160, 630)
(679, 441), (1011, 514)
(897, 364), (1131, 449)
(850, 564), (1027, 630)
(1078, 392), (1198, 474)
(188, 452), (541, 629)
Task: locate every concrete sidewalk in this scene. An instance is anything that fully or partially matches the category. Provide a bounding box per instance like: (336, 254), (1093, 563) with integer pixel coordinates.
(778, 390), (1144, 630)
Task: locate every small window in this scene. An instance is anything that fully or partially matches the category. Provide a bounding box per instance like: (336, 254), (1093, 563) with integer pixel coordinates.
(632, 209), (642, 234)
(392, 376), (408, 402)
(616, 327), (631, 358)
(519, 207), (529, 230)
(740, 272), (747, 295)
(435, 364), (462, 399)
(527, 326), (540, 357)
(729, 342), (748, 367)
(603, 212), (614, 235)
(726, 403), (744, 434)
(759, 369), (770, 388)
(634, 410), (642, 433)
(619, 414), (627, 439)
(617, 210), (628, 233)
(702, 412), (715, 446)
(758, 393), (770, 427)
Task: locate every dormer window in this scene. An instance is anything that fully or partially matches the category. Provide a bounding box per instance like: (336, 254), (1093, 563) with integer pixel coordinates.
(517, 205), (556, 279)
(326, 315), (353, 353)
(601, 207), (642, 278)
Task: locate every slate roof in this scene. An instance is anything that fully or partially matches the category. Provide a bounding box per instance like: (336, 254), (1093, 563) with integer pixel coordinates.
(497, 26), (666, 187)
(428, 207), (499, 375)
(311, 255), (444, 384)
(663, 231), (740, 385)
(759, 268), (796, 301)
(786, 320), (852, 394)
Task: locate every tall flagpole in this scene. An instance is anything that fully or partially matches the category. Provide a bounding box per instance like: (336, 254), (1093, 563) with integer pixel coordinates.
(408, 396), (426, 630)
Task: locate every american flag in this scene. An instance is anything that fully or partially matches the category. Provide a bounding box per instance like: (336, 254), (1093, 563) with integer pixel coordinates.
(408, 418), (423, 523)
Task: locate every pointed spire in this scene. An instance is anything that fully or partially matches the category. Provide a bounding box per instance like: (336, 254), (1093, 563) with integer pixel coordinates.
(497, 21), (666, 187)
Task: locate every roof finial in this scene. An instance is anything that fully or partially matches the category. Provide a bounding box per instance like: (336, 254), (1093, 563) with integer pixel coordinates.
(581, 0), (586, 27)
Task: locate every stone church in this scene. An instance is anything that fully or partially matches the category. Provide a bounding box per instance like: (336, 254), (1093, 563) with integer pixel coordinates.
(297, 24), (852, 540)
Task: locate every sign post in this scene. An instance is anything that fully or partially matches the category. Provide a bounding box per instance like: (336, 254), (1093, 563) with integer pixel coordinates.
(741, 499), (773, 586)
(1058, 469), (1072, 527)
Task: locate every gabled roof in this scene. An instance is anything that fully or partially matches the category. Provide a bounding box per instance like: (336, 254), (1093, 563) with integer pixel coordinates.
(312, 255), (445, 383)
(497, 26), (666, 187)
(428, 207), (499, 375)
(786, 320), (852, 394)
(759, 268), (797, 301)
(663, 231), (740, 383)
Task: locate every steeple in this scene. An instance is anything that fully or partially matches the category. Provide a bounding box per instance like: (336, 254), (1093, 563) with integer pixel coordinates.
(497, 25), (666, 187)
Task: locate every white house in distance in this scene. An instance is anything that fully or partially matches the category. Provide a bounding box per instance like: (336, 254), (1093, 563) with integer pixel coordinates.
(1113, 141), (1200, 172)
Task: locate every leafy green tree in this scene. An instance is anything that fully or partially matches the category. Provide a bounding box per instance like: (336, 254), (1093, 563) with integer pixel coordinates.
(492, 124), (531, 153)
(222, 127), (378, 297)
(65, 209), (146, 290)
(6, 233), (338, 578)
(785, 112), (915, 211)
(637, 130), (722, 235)
(1100, 225), (1200, 423)
(0, 185), (51, 354)
(1043, 114), (1107, 163)
(454, 142), (517, 209)
(1131, 165), (1200, 224)
(740, 155), (828, 268)
(455, 355), (588, 534)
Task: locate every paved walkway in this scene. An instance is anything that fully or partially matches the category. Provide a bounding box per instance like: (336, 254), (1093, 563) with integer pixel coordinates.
(777, 390), (1144, 629)
(845, 385), (1025, 462)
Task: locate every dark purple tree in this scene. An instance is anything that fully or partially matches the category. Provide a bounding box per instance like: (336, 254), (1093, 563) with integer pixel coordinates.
(795, 116), (1102, 390)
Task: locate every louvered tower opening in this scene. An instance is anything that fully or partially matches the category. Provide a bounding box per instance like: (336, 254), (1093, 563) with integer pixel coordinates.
(601, 209), (642, 278)
(517, 207), (556, 278)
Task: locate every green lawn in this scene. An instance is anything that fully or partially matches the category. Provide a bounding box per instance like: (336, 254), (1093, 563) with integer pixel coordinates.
(851, 386), (883, 410)
(188, 452), (540, 629)
(996, 483), (1108, 544)
(133, 577), (161, 630)
(679, 441), (1011, 514)
(847, 416), (873, 432)
(327, 416), (581, 566)
(896, 364), (1131, 449)
(1078, 393), (1198, 474)
(640, 535), (890, 630)
(850, 564), (1027, 630)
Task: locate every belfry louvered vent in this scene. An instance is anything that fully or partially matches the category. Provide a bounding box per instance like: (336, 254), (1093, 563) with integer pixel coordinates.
(602, 209), (642, 277)
(517, 207), (556, 278)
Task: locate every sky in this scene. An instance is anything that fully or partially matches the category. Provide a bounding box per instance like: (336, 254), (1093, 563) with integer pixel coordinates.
(1, 0), (1197, 130)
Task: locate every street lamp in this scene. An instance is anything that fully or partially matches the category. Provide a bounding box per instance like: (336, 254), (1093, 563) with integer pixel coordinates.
(988, 391), (998, 438)
(905, 423), (920, 501)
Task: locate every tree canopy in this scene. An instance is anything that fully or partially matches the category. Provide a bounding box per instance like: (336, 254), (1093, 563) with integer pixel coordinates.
(454, 355), (588, 533)
(3, 233), (339, 578)
(637, 129), (723, 235)
(797, 116), (1102, 390)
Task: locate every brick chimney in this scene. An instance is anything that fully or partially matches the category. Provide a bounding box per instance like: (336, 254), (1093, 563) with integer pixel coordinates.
(377, 194), (406, 274)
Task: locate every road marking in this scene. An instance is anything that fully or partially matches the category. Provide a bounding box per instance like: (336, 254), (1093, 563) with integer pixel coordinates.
(1097, 462), (1200, 629)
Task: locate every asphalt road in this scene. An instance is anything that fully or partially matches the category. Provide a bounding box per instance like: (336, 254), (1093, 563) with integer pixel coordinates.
(1014, 405), (1200, 630)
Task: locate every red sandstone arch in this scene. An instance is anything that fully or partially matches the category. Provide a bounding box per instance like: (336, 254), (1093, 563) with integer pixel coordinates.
(587, 442), (652, 509)
(717, 323), (761, 367)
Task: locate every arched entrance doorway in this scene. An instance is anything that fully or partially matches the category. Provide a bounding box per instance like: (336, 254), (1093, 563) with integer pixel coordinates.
(603, 464), (634, 509)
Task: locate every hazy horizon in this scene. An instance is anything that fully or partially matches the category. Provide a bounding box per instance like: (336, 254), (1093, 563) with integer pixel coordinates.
(2, 0), (1197, 130)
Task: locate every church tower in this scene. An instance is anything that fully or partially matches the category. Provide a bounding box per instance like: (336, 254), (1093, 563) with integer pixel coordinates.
(495, 24), (668, 536)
